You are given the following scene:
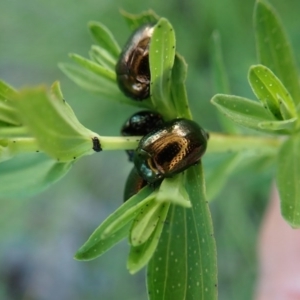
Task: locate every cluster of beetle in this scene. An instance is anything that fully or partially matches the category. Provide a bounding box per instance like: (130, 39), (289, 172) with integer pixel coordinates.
(115, 23), (208, 201)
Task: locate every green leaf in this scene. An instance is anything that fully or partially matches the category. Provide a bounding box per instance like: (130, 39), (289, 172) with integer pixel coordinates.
(75, 186), (154, 260)
(277, 134), (300, 227)
(120, 9), (159, 31)
(130, 201), (166, 246)
(69, 53), (116, 81)
(149, 18), (176, 120)
(0, 101), (20, 126)
(89, 45), (116, 71)
(0, 80), (20, 125)
(13, 86), (97, 161)
(102, 191), (157, 239)
(156, 174), (191, 208)
(59, 63), (149, 108)
(127, 202), (170, 274)
(171, 54), (192, 119)
(0, 153), (72, 198)
(211, 94), (276, 132)
(0, 80), (17, 101)
(254, 0), (300, 106)
(258, 118), (297, 131)
(147, 164), (217, 300)
(210, 31), (238, 134)
(248, 64), (297, 119)
(88, 21), (120, 59)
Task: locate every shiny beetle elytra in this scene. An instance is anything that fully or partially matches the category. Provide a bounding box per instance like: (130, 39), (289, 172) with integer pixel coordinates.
(115, 23), (155, 100)
(134, 118), (208, 183)
(121, 110), (164, 161)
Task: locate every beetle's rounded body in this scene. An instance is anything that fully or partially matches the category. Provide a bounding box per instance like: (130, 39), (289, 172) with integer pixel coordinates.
(116, 23), (154, 100)
(134, 119), (208, 183)
(121, 110), (164, 161)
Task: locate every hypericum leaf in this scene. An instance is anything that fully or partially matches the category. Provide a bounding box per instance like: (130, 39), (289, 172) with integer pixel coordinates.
(258, 118), (297, 131)
(147, 164), (217, 300)
(89, 45), (116, 71)
(248, 65), (297, 119)
(0, 80), (17, 101)
(102, 191), (157, 239)
(149, 18), (176, 119)
(69, 53), (116, 82)
(277, 134), (300, 227)
(130, 201), (165, 247)
(0, 80), (20, 125)
(211, 94), (276, 132)
(120, 9), (159, 31)
(210, 31), (238, 134)
(171, 54), (192, 119)
(0, 102), (20, 126)
(127, 202), (170, 274)
(12, 86), (98, 161)
(156, 174), (191, 208)
(88, 21), (120, 59)
(75, 186), (154, 261)
(254, 0), (300, 106)
(0, 153), (72, 198)
(59, 63), (149, 108)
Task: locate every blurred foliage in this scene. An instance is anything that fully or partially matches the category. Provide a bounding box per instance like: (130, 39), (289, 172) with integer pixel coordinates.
(1, 0), (300, 299)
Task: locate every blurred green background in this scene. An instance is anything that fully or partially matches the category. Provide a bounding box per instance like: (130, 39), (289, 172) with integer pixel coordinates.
(1, 0), (299, 299)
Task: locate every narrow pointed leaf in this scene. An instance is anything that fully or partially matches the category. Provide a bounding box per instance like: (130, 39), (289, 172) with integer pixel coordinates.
(0, 80), (17, 101)
(127, 202), (170, 274)
(89, 45), (116, 71)
(102, 191), (157, 238)
(258, 118), (296, 131)
(147, 164), (217, 300)
(69, 53), (116, 81)
(248, 64), (296, 119)
(130, 201), (165, 246)
(277, 134), (300, 227)
(88, 21), (120, 58)
(59, 63), (148, 107)
(0, 102), (20, 125)
(149, 18), (176, 119)
(254, 0), (300, 105)
(75, 186), (153, 260)
(211, 94), (276, 132)
(171, 54), (192, 119)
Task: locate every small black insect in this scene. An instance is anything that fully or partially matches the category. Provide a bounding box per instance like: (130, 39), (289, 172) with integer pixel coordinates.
(115, 23), (155, 100)
(92, 137), (102, 152)
(121, 110), (164, 161)
(134, 118), (209, 183)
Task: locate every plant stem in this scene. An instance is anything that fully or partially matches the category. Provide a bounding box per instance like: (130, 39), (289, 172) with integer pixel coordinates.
(0, 137), (39, 162)
(207, 132), (282, 155)
(100, 136), (141, 150)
